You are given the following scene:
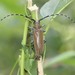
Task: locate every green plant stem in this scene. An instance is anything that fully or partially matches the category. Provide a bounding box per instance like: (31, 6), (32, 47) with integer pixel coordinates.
(20, 0), (32, 75)
(20, 20), (29, 75)
(22, 21), (29, 46)
(43, 44), (46, 62)
(9, 58), (19, 75)
(44, 51), (75, 68)
(20, 49), (24, 75)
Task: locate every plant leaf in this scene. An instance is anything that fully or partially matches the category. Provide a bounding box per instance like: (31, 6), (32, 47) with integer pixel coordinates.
(40, 0), (74, 17)
(44, 51), (75, 68)
(24, 49), (34, 75)
(40, 0), (74, 34)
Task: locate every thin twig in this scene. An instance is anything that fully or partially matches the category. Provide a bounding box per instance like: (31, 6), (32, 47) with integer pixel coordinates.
(37, 56), (44, 75)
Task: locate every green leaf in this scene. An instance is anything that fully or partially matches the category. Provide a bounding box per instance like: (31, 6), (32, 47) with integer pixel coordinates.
(40, 0), (74, 34)
(44, 51), (75, 68)
(40, 0), (73, 17)
(63, 58), (75, 66)
(24, 49), (34, 75)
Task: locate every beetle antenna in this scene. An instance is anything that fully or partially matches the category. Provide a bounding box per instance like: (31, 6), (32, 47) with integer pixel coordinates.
(0, 14), (26, 21)
(25, 16), (35, 22)
(39, 14), (75, 23)
(0, 13), (35, 22)
(39, 15), (49, 21)
(51, 14), (75, 23)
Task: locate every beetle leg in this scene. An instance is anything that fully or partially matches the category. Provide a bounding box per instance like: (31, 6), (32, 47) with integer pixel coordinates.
(28, 27), (33, 29)
(41, 28), (46, 32)
(28, 27), (34, 35)
(35, 55), (41, 60)
(44, 40), (46, 43)
(29, 32), (33, 35)
(43, 30), (46, 32)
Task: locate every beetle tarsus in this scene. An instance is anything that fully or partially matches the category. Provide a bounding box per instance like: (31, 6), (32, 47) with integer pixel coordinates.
(44, 40), (46, 43)
(35, 55), (41, 60)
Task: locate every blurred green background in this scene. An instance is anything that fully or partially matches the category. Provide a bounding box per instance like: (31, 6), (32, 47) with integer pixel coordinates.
(0, 0), (75, 75)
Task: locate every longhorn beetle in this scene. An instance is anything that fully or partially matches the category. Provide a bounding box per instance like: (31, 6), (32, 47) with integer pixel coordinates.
(0, 13), (75, 60)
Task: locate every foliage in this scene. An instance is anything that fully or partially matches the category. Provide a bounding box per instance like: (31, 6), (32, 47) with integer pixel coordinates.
(0, 0), (75, 75)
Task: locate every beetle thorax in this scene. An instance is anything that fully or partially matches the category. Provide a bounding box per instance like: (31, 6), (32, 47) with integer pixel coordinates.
(34, 21), (41, 29)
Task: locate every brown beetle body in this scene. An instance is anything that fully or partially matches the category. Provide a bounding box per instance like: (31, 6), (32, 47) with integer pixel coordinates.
(0, 14), (74, 60)
(33, 21), (44, 59)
